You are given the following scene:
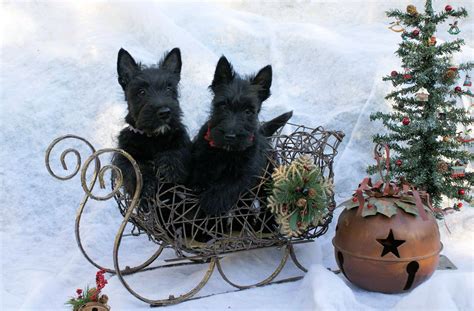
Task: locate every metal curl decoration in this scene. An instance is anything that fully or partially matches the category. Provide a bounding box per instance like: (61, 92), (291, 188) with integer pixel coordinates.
(79, 148), (138, 201)
(45, 135), (98, 180)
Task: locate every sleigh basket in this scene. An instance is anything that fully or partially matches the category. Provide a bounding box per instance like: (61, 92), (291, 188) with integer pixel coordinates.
(45, 123), (344, 306)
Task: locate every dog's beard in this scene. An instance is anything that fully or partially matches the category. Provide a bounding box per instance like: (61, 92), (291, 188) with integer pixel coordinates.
(153, 124), (171, 135)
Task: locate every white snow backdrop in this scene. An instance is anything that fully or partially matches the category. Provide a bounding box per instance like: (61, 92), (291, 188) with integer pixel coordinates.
(1, 0), (473, 310)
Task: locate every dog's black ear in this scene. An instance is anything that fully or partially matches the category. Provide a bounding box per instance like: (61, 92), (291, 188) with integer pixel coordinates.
(161, 48), (182, 75)
(260, 111), (293, 137)
(117, 48), (139, 89)
(211, 56), (234, 91)
(251, 65), (272, 103)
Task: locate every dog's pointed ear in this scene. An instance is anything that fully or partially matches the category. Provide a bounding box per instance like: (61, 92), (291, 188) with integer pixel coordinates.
(211, 56), (234, 91)
(117, 48), (139, 89)
(251, 65), (272, 102)
(161, 48), (182, 75)
(260, 111), (293, 137)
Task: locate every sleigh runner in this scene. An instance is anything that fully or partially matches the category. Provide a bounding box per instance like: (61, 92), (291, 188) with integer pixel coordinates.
(45, 123), (344, 306)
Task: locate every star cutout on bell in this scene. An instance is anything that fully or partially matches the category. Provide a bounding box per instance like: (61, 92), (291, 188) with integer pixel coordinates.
(377, 229), (405, 258)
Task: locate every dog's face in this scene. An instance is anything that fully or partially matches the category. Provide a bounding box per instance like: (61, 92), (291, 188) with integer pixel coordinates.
(117, 48), (183, 135)
(207, 56), (272, 151)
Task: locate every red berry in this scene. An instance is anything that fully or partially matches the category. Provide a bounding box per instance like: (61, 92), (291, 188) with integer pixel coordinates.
(457, 202), (463, 208)
(458, 189), (465, 195)
(403, 74), (412, 80)
(352, 197), (358, 202)
(445, 5), (453, 12)
(391, 70), (398, 77)
(396, 159), (403, 166)
(402, 117), (410, 125)
(412, 29), (420, 36)
(76, 289), (83, 295)
(455, 86), (462, 92)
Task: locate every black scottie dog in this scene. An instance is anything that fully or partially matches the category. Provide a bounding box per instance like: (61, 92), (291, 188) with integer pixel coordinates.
(189, 56), (292, 216)
(112, 48), (190, 203)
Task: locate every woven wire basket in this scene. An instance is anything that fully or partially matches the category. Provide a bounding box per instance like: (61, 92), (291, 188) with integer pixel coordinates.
(113, 123), (344, 256)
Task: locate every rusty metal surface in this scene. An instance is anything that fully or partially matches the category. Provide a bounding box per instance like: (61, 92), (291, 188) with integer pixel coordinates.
(333, 208), (442, 293)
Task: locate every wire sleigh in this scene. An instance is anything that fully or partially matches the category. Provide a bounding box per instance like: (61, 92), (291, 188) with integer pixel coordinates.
(45, 123), (344, 306)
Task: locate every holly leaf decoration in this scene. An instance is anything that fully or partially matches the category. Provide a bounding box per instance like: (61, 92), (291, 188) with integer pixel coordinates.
(394, 200), (419, 215)
(372, 198), (398, 217)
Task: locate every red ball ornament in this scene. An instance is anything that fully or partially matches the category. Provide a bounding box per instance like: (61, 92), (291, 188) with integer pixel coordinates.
(395, 159), (403, 166)
(412, 29), (420, 36)
(402, 117), (410, 125)
(457, 202), (463, 208)
(454, 86), (462, 92)
(391, 70), (398, 77)
(458, 189), (465, 195)
(404, 74), (412, 80)
(445, 5), (453, 12)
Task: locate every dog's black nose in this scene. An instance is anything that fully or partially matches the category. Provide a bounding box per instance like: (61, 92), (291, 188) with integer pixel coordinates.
(157, 107), (171, 119)
(224, 133), (236, 141)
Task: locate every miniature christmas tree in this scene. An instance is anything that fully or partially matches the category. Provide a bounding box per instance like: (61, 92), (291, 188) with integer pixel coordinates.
(369, 1), (473, 208)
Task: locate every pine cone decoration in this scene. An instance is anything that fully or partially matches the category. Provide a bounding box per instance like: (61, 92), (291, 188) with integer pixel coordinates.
(437, 161), (449, 173)
(444, 69), (457, 81)
(296, 198), (307, 208)
(406, 5), (418, 16)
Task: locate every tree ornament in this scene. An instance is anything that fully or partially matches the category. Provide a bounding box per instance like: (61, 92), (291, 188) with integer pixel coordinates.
(454, 86), (462, 93)
(437, 161), (449, 173)
(395, 159), (402, 166)
(403, 73), (412, 80)
(401, 31), (410, 41)
(388, 20), (405, 32)
(391, 70), (398, 77)
(464, 74), (472, 87)
(444, 69), (457, 81)
(457, 202), (463, 208)
(451, 161), (466, 178)
(456, 129), (474, 143)
(415, 87), (430, 101)
(458, 189), (465, 195)
(402, 117), (410, 125)
(445, 5), (453, 12)
(428, 36), (437, 46)
(412, 29), (420, 37)
(406, 5), (418, 15)
(268, 155), (331, 237)
(448, 20), (460, 35)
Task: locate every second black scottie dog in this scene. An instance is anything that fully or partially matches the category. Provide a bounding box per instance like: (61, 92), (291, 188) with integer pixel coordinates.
(112, 48), (190, 204)
(189, 56), (292, 216)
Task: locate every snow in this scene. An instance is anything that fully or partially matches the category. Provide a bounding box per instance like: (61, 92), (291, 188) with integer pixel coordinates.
(1, 0), (473, 310)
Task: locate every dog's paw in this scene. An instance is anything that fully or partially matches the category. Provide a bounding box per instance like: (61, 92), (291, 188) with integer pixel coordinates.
(155, 157), (187, 184)
(199, 191), (235, 216)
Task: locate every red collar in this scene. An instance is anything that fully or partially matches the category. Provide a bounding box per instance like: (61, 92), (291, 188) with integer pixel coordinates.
(204, 124), (217, 147)
(204, 124), (255, 148)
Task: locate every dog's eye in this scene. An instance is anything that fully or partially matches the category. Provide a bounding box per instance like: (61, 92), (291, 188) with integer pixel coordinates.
(245, 109), (253, 115)
(138, 89), (146, 96)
